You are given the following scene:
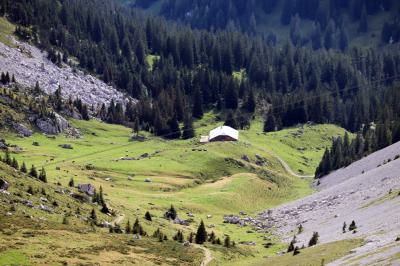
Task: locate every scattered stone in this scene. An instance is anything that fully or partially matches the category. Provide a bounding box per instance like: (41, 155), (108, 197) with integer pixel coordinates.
(241, 155), (250, 162)
(0, 139), (7, 149)
(77, 184), (95, 196)
(239, 241), (256, 246)
(13, 123), (33, 137)
(144, 178), (152, 183)
(140, 153), (149, 159)
(55, 188), (65, 194)
(59, 144), (73, 149)
(70, 193), (90, 203)
(207, 214), (212, 219)
(21, 200), (33, 207)
(39, 204), (53, 213)
(40, 197), (48, 202)
(174, 218), (191, 226)
(0, 179), (9, 191)
(64, 127), (81, 139)
(224, 215), (246, 226)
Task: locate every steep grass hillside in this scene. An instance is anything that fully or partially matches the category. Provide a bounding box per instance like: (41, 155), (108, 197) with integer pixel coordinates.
(1, 113), (349, 265)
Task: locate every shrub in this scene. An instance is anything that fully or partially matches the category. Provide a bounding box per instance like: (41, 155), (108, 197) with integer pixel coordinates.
(349, 220), (357, 231)
(308, 232), (319, 247)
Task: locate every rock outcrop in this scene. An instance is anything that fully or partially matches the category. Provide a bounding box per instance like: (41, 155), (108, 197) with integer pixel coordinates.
(13, 123), (33, 137)
(35, 113), (69, 134)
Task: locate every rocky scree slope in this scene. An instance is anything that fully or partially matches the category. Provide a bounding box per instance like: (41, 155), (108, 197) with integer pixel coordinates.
(0, 39), (127, 107)
(251, 141), (400, 265)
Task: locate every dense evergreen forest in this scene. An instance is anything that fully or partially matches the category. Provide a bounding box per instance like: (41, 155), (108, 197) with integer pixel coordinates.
(1, 0), (400, 176)
(134, 0), (400, 47)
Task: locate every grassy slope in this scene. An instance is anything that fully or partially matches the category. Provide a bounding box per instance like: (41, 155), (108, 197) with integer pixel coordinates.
(253, 239), (364, 266)
(0, 162), (204, 266)
(0, 17), (15, 47)
(242, 120), (351, 175)
(1, 113), (349, 264)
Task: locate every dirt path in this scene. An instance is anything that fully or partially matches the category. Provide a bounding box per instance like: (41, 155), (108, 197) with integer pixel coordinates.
(274, 155), (314, 178)
(196, 245), (213, 266)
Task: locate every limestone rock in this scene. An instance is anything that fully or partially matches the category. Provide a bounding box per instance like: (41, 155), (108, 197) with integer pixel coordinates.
(13, 123), (33, 137)
(36, 113), (69, 134)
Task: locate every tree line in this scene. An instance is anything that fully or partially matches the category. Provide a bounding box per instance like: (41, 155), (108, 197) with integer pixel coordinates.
(1, 0), (400, 141)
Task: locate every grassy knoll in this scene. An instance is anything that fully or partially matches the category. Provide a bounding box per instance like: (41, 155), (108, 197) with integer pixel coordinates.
(242, 120), (350, 175)
(0, 17), (15, 47)
(1, 114), (348, 264)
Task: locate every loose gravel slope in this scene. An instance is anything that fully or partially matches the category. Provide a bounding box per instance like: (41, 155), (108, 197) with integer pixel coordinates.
(254, 141), (400, 265)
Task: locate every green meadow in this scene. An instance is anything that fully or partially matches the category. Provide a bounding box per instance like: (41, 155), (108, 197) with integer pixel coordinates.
(2, 115), (348, 264)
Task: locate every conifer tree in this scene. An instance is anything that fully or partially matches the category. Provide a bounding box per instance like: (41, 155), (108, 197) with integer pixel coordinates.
(188, 232), (194, 243)
(11, 158), (19, 169)
(244, 90), (256, 113)
(358, 6), (368, 33)
(195, 220), (207, 244)
(308, 232), (319, 247)
(4, 150), (11, 165)
(29, 165), (38, 178)
(69, 178), (74, 187)
(224, 235), (231, 248)
(126, 220), (131, 234)
(349, 220), (357, 231)
(192, 87), (203, 119)
(293, 246), (301, 255)
(182, 112), (195, 139)
(144, 211), (152, 221)
(20, 162), (27, 173)
(287, 236), (296, 252)
(101, 203), (109, 214)
(224, 111), (238, 129)
(264, 111), (276, 132)
(90, 208), (97, 223)
(39, 167), (47, 183)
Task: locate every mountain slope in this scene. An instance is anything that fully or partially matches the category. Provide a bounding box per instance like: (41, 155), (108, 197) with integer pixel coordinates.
(130, 0), (400, 48)
(251, 141), (400, 265)
(0, 19), (127, 106)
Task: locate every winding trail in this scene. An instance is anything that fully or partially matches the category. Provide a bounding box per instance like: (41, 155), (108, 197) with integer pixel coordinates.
(196, 245), (213, 266)
(274, 155), (314, 178)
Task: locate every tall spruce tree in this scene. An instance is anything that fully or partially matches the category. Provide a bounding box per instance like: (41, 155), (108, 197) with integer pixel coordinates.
(195, 220), (207, 244)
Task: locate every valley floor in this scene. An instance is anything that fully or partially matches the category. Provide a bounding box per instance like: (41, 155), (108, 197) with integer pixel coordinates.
(0, 117), (351, 265)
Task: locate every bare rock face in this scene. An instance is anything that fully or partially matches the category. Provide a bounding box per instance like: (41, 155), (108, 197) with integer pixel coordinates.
(13, 123), (33, 137)
(36, 113), (69, 134)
